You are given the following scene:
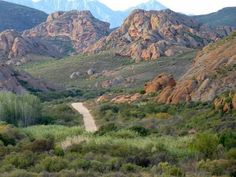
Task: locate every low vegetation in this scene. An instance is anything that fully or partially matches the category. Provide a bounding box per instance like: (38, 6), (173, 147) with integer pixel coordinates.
(0, 90), (235, 176)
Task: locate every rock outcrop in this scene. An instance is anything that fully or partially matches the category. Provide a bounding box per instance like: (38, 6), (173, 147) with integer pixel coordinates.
(0, 30), (63, 65)
(144, 73), (176, 94)
(24, 10), (110, 53)
(111, 93), (142, 104)
(0, 64), (55, 94)
(214, 92), (236, 112)
(85, 9), (233, 62)
(156, 31), (236, 104)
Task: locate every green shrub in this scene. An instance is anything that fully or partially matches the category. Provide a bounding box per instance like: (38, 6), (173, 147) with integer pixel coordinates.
(71, 158), (91, 170)
(54, 146), (65, 156)
(2, 169), (38, 177)
(129, 126), (150, 137)
(157, 162), (184, 177)
(198, 159), (235, 176)
(0, 124), (25, 146)
(38, 156), (68, 172)
(192, 133), (219, 158)
(41, 103), (82, 126)
(226, 148), (236, 160)
(97, 123), (119, 135)
(219, 131), (236, 150)
(25, 138), (54, 152)
(90, 160), (107, 172)
(3, 151), (37, 169)
(121, 163), (138, 172)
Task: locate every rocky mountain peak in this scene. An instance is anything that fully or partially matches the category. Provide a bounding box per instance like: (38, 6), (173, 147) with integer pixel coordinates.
(85, 9), (234, 62)
(24, 10), (110, 53)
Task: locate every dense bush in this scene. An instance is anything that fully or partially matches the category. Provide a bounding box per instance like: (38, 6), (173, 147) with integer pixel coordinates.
(0, 124), (25, 146)
(219, 131), (236, 150)
(129, 126), (150, 137)
(0, 92), (42, 127)
(192, 133), (219, 159)
(41, 102), (82, 126)
(198, 159), (236, 176)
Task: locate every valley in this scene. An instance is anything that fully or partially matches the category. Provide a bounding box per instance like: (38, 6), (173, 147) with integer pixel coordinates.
(0, 1), (235, 176)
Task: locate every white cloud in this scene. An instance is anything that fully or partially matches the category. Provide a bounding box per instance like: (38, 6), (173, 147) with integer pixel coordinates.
(99, 0), (236, 14)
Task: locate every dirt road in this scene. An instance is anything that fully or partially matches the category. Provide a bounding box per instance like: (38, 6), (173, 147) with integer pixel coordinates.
(71, 102), (98, 133)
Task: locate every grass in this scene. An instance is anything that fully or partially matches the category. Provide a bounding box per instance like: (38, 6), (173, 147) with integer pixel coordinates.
(22, 125), (84, 142)
(87, 134), (195, 158)
(19, 50), (196, 93)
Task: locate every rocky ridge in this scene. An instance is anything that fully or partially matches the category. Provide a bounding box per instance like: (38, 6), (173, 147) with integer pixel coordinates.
(85, 9), (234, 62)
(0, 30), (63, 65)
(153, 31), (236, 104)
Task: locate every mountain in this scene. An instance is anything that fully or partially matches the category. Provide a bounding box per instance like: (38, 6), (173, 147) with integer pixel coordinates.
(23, 10), (110, 53)
(0, 63), (55, 94)
(85, 9), (233, 62)
(0, 10), (110, 65)
(127, 0), (166, 11)
(4, 0), (167, 28)
(194, 7), (236, 27)
(0, 0), (47, 32)
(155, 31), (236, 104)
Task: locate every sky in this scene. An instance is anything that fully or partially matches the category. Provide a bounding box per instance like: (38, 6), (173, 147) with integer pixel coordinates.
(99, 0), (236, 15)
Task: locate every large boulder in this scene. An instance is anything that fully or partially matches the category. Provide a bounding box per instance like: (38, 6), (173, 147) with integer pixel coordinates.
(144, 73), (176, 94)
(111, 93), (142, 104)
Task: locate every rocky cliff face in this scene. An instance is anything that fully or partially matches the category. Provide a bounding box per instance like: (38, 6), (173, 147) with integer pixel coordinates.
(24, 10), (110, 53)
(85, 9), (234, 62)
(0, 64), (55, 94)
(155, 31), (236, 104)
(0, 30), (64, 65)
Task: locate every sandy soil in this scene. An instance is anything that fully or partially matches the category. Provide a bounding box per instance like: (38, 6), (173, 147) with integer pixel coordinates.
(71, 102), (98, 133)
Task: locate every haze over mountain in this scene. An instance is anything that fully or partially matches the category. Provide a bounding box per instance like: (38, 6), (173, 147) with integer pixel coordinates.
(194, 7), (236, 28)
(4, 0), (167, 27)
(0, 0), (47, 31)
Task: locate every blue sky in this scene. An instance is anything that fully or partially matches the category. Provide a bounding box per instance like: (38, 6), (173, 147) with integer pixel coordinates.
(99, 0), (236, 14)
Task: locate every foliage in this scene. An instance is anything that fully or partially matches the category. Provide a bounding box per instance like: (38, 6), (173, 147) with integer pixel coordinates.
(219, 131), (236, 150)
(40, 102), (82, 126)
(191, 133), (219, 159)
(22, 125), (83, 142)
(0, 92), (42, 127)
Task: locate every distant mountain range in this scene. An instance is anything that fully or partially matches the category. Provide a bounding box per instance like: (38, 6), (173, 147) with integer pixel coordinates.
(3, 0), (167, 27)
(0, 0), (47, 31)
(194, 7), (236, 28)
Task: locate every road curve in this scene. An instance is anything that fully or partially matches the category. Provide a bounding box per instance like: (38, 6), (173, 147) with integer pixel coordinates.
(71, 102), (98, 133)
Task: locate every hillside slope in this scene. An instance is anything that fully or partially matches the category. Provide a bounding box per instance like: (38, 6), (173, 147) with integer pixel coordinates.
(0, 64), (55, 93)
(0, 0), (47, 32)
(194, 7), (236, 27)
(0, 30), (65, 65)
(156, 31), (236, 104)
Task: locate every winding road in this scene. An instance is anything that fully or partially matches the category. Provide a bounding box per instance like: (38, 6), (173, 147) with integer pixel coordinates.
(71, 102), (98, 133)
